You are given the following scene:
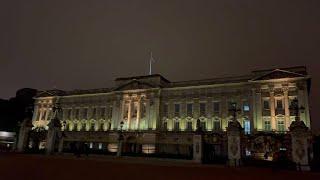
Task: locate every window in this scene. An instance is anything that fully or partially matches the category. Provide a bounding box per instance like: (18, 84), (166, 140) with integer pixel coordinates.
(186, 121), (193, 131)
(264, 120), (271, 131)
(200, 103), (206, 116)
(263, 100), (270, 109)
(213, 120), (220, 131)
(244, 120), (250, 134)
(91, 123), (95, 131)
(213, 102), (220, 113)
(92, 108), (97, 119)
(163, 104), (168, 117)
(83, 108), (88, 119)
(243, 102), (250, 111)
(200, 121), (206, 130)
(67, 109), (72, 119)
(98, 143), (103, 150)
(75, 109), (80, 119)
(174, 121), (180, 131)
(142, 144), (156, 154)
(187, 103), (193, 117)
(277, 120), (285, 132)
(163, 121), (168, 130)
(100, 107), (106, 119)
(100, 123), (104, 131)
(276, 99), (283, 109)
(174, 104), (180, 117)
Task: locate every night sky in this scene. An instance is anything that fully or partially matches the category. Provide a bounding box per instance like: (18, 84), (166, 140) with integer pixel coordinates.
(1, 0), (319, 130)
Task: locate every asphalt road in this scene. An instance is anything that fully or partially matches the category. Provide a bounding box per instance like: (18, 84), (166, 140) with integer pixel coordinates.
(0, 153), (319, 180)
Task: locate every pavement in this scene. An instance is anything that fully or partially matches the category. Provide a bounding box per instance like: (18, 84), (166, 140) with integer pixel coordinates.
(0, 153), (319, 180)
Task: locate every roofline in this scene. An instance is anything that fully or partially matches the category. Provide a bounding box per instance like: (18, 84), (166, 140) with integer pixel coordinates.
(115, 74), (171, 83)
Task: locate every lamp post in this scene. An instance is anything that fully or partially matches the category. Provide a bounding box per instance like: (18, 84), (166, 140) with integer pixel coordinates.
(117, 121), (124, 157)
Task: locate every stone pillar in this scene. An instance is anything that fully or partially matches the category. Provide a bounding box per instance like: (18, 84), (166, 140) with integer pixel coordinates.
(289, 120), (310, 171)
(255, 90), (262, 131)
(283, 88), (290, 130)
(227, 121), (242, 167)
(17, 118), (32, 152)
(111, 95), (121, 130)
(193, 134), (202, 163)
(270, 90), (276, 131)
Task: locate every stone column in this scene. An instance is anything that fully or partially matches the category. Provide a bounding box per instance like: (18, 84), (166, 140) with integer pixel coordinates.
(255, 89), (262, 131)
(227, 121), (243, 167)
(283, 87), (290, 130)
(193, 134), (202, 163)
(128, 99), (132, 130)
(145, 99), (151, 130)
(289, 120), (310, 171)
(111, 95), (121, 130)
(270, 89), (276, 131)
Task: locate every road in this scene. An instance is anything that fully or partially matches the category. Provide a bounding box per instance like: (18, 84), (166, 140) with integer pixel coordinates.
(0, 153), (319, 180)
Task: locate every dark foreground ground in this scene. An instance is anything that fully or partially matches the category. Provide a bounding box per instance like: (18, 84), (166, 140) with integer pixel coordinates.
(0, 153), (319, 180)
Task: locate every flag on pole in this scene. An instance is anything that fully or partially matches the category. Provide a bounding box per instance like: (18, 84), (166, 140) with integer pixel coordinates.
(149, 51), (155, 75)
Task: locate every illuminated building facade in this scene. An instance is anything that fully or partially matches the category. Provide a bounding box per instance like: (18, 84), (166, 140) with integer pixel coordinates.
(30, 66), (311, 156)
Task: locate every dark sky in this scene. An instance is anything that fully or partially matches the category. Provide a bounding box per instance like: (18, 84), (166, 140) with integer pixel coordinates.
(1, 0), (319, 130)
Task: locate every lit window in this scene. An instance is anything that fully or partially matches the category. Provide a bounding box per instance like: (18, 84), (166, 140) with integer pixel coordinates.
(142, 144), (155, 154)
(243, 102), (250, 111)
(277, 120), (285, 132)
(244, 120), (250, 134)
(98, 143), (103, 150)
(107, 143), (118, 152)
(264, 121), (271, 131)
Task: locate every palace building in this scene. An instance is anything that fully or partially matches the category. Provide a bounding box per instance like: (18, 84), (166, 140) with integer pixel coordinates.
(28, 66), (311, 158)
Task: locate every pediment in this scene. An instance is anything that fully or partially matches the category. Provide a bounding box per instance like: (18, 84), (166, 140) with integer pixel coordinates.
(114, 80), (156, 91)
(251, 69), (305, 81)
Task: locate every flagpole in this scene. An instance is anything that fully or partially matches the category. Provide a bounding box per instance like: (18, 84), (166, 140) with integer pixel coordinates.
(149, 51), (153, 75)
